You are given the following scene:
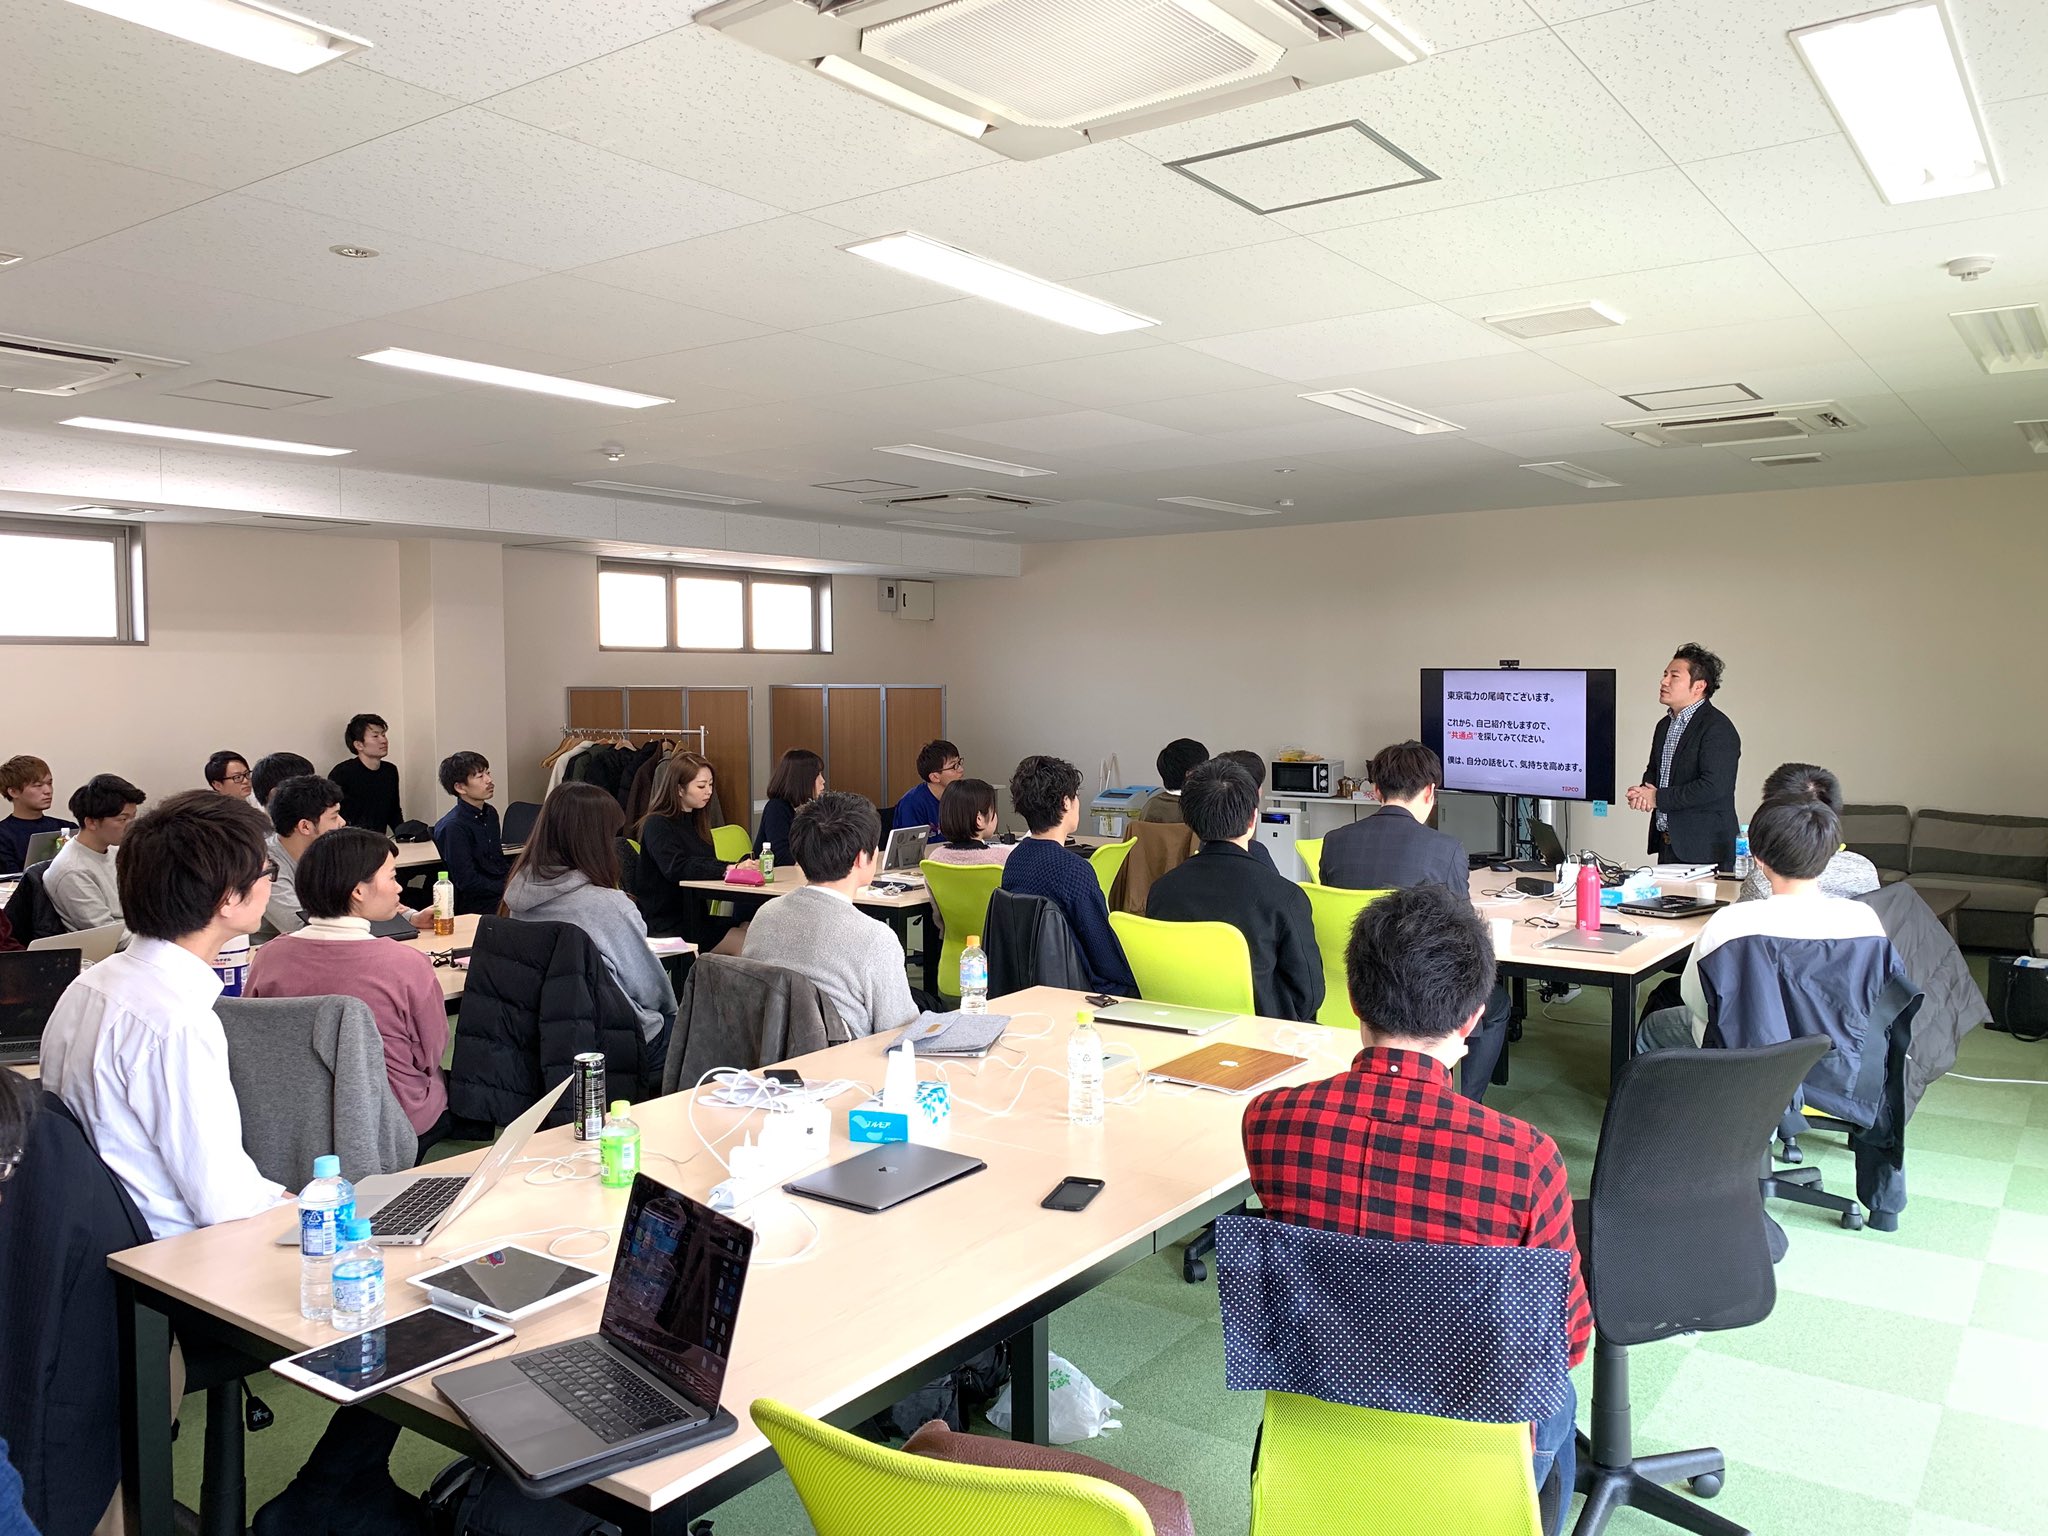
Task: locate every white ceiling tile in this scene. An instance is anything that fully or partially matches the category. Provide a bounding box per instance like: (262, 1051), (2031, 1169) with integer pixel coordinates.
(294, 384), (647, 457)
(1469, 422), (1662, 459)
(1525, 0), (1645, 20)
(1541, 315), (1864, 392)
(725, 512), (822, 559)
(489, 485), (616, 538)
(1110, 384), (1343, 435)
(1023, 502), (1212, 536)
(950, 411), (1188, 454)
(817, 141), (1287, 283)
(1308, 349), (1609, 409)
(816, 376), (1070, 434)
(1311, 169), (1751, 297)
(0, 256), (347, 360)
(159, 448), (342, 517)
(974, 347), (1283, 410)
(0, 135), (219, 261)
(339, 469), (489, 528)
(1069, 239), (1420, 342)
(1687, 94), (2048, 251)
(805, 301), (1159, 375)
(0, 425), (162, 502)
(313, 0), (700, 102)
(64, 195), (544, 319)
(591, 333), (942, 404)
(385, 274), (767, 366)
(1765, 208), (2048, 312)
(1366, 0), (1549, 52)
(1186, 304), (1519, 382)
(1450, 386), (1635, 432)
(1445, 255), (1816, 347)
(575, 216), (945, 331)
(487, 28), (997, 210)
(246, 109), (779, 270)
(1949, 0), (2048, 106)
(1895, 375), (2048, 424)
(612, 502), (729, 549)
(0, 2), (456, 186)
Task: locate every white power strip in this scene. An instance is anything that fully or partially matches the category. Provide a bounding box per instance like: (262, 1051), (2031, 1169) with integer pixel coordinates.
(708, 1099), (829, 1211)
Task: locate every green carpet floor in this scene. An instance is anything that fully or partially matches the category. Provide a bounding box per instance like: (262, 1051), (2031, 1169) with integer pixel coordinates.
(176, 988), (2048, 1534)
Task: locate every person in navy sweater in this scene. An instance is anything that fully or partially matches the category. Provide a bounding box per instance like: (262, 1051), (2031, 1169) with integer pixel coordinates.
(891, 739), (963, 831)
(431, 752), (508, 915)
(1001, 755), (1135, 995)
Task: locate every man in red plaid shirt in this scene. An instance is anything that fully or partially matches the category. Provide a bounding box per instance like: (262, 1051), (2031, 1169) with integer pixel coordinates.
(1243, 883), (1588, 1531)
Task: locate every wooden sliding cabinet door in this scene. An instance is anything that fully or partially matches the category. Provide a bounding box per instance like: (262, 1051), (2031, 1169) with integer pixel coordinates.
(686, 687), (751, 826)
(826, 687), (884, 808)
(883, 686), (947, 806)
(770, 686), (826, 768)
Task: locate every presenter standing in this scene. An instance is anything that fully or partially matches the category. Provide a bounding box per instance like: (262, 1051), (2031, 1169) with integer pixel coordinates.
(1625, 644), (1741, 868)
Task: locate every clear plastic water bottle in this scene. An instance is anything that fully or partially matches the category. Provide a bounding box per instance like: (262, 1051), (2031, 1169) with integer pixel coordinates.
(600, 1100), (641, 1189)
(298, 1155), (355, 1321)
(1734, 824), (1753, 880)
(1067, 1011), (1104, 1126)
(330, 1218), (385, 1333)
(433, 870), (456, 936)
(758, 842), (775, 881)
(959, 935), (988, 1014)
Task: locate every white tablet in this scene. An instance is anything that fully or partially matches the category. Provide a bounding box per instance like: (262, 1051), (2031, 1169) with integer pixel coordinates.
(270, 1306), (510, 1404)
(405, 1244), (607, 1322)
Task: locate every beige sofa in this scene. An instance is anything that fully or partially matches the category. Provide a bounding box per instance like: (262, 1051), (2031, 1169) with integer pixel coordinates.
(1841, 804), (2048, 952)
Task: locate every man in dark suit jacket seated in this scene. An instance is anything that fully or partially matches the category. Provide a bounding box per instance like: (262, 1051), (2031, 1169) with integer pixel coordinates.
(1319, 741), (1510, 1100)
(1146, 759), (1323, 1024)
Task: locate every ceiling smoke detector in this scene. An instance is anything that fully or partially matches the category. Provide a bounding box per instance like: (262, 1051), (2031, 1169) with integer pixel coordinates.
(328, 244), (379, 259)
(1946, 255), (1994, 282)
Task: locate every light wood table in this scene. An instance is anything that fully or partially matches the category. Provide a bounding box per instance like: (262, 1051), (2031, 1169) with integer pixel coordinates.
(391, 842), (523, 872)
(675, 867), (937, 986)
(109, 986), (1320, 1535)
(380, 915), (692, 1004)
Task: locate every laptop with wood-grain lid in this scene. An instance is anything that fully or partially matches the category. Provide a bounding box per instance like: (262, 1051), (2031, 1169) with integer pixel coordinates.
(1147, 1042), (1306, 1096)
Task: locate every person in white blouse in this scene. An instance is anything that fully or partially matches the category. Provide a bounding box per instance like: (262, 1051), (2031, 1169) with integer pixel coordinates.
(41, 789), (291, 1240)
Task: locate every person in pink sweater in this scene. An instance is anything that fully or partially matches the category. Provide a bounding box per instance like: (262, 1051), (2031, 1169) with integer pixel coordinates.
(248, 826), (452, 1155)
(925, 778), (1013, 867)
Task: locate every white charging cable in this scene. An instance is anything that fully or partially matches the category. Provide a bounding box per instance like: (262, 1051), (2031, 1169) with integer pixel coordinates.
(424, 1223), (613, 1265)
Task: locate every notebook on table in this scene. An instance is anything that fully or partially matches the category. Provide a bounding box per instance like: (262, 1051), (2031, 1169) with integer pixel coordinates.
(1147, 1042), (1306, 1096)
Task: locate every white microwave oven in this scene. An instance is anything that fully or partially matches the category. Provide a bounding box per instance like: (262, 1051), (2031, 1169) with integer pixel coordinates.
(1271, 759), (1342, 797)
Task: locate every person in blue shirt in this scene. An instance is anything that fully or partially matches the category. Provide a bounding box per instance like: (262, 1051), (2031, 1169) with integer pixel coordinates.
(1001, 755), (1135, 995)
(431, 752), (508, 915)
(892, 739), (963, 831)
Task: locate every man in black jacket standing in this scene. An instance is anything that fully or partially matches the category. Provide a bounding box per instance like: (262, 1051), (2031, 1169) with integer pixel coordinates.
(1627, 643), (1741, 868)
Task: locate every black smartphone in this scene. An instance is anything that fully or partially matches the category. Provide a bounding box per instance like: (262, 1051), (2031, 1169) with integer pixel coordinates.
(1082, 992), (1118, 1009)
(1041, 1176), (1105, 1213)
(765, 1068), (803, 1087)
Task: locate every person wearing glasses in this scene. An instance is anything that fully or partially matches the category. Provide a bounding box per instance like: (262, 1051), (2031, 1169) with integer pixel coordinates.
(39, 790), (291, 1240)
(891, 739), (965, 832)
(204, 751), (253, 800)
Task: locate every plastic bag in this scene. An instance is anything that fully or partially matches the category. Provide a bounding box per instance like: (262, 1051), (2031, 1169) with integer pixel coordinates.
(986, 1353), (1123, 1444)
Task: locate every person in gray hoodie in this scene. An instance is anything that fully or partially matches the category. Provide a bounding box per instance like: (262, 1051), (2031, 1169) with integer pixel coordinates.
(500, 781), (676, 1042)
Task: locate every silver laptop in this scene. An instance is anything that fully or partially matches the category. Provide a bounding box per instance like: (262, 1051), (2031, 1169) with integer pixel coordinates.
(1540, 928), (1644, 955)
(273, 1079), (568, 1247)
(22, 830), (64, 868)
(0, 949), (81, 1065)
(880, 824), (930, 881)
(436, 1177), (751, 1493)
(30, 921), (123, 964)
(784, 1142), (986, 1214)
(1092, 999), (1238, 1036)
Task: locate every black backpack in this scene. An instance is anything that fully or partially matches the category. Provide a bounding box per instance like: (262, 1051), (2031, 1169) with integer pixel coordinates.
(425, 1458), (621, 1536)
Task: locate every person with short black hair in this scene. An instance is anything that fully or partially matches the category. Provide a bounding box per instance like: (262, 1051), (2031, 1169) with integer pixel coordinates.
(1217, 750), (1280, 870)
(892, 739), (964, 831)
(1242, 883), (1588, 1525)
(742, 792), (918, 1037)
(328, 713), (403, 832)
(757, 748), (825, 864)
(0, 754), (75, 878)
(928, 778), (1011, 867)
(204, 751), (253, 799)
(1146, 760), (1322, 1023)
(250, 751), (315, 811)
(1737, 762), (1881, 903)
(1141, 737), (1210, 823)
(40, 791), (290, 1238)
(432, 751), (507, 915)
(1626, 644), (1741, 868)
(261, 775), (345, 937)
(1320, 741), (1511, 1099)
(1002, 756), (1134, 993)
(46, 775), (147, 937)
(249, 828), (453, 1151)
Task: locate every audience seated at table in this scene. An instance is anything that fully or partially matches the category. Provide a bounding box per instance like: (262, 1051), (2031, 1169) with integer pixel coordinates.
(1145, 758), (1322, 1024)
(328, 713), (403, 834)
(1242, 883), (1588, 1531)
(1140, 738), (1208, 825)
(249, 752), (315, 812)
(633, 753), (756, 954)
(431, 751), (508, 916)
(45, 775), (145, 940)
(743, 792), (920, 1039)
(204, 750), (254, 801)
(1736, 762), (1881, 904)
(925, 778), (1013, 867)
(1002, 756), (1135, 995)
(1216, 749), (1278, 870)
(261, 774), (344, 938)
(891, 739), (964, 832)
(0, 755), (75, 879)
(756, 748), (825, 866)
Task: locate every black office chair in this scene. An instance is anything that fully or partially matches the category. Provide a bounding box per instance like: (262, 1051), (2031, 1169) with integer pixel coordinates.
(1, 860), (67, 944)
(1574, 1036), (1831, 1536)
(500, 800), (541, 848)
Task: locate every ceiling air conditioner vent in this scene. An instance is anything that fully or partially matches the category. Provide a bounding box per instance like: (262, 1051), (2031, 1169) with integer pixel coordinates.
(0, 333), (186, 397)
(697, 0), (1424, 161)
(1605, 401), (1864, 450)
(861, 487), (1055, 515)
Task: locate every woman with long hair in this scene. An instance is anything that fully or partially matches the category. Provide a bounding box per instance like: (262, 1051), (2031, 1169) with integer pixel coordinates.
(756, 748), (823, 865)
(504, 780), (677, 1044)
(632, 752), (755, 951)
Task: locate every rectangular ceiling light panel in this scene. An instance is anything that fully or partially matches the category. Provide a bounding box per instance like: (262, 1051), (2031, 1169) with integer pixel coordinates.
(358, 348), (673, 408)
(844, 232), (1156, 333)
(59, 415), (351, 454)
(1950, 304), (2048, 374)
(63, 0), (371, 72)
(1160, 495), (1281, 515)
(1620, 383), (1760, 412)
(2017, 420), (2048, 454)
(874, 442), (1057, 476)
(1167, 120), (1437, 215)
(1752, 452), (1829, 466)
(1520, 461), (1621, 489)
(1790, 0), (1997, 205)
(1485, 301), (1625, 340)
(574, 480), (761, 504)
(889, 518), (1015, 535)
(1299, 388), (1461, 434)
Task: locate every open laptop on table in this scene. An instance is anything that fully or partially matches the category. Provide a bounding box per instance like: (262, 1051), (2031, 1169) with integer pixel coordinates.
(1092, 999), (1238, 1036)
(1503, 819), (1567, 874)
(273, 1078), (567, 1247)
(438, 1175), (749, 1496)
(21, 831), (64, 869)
(30, 921), (124, 964)
(0, 949), (82, 1065)
(877, 824), (930, 885)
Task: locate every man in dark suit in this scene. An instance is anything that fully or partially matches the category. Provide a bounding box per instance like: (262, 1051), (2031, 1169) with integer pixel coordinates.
(1625, 644), (1741, 868)
(1146, 758), (1323, 1024)
(1319, 741), (1509, 1100)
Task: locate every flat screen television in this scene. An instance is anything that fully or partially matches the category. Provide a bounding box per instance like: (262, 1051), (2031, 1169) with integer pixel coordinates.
(1419, 668), (1617, 804)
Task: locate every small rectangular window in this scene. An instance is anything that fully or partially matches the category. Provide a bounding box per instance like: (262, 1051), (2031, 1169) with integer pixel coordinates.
(0, 517), (146, 644)
(674, 575), (745, 649)
(751, 580), (814, 651)
(597, 568), (668, 648)
(599, 560), (831, 654)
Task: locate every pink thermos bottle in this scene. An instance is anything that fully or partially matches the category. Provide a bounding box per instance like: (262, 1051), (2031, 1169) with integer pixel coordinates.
(1576, 862), (1602, 934)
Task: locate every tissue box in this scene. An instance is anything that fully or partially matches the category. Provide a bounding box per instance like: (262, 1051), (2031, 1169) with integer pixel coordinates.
(849, 1082), (951, 1145)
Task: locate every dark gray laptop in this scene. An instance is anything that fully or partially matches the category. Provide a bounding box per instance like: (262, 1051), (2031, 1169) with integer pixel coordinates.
(437, 1176), (749, 1496)
(0, 949), (81, 1064)
(1505, 819), (1567, 873)
(783, 1142), (985, 1214)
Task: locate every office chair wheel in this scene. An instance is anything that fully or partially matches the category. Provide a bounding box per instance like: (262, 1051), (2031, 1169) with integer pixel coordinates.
(1841, 1207), (1866, 1231)
(1689, 1473), (1724, 1498)
(1778, 1137), (1803, 1165)
(1183, 1254), (1207, 1283)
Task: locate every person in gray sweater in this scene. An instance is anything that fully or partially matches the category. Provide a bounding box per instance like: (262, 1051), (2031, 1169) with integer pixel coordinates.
(743, 792), (918, 1039)
(500, 781), (676, 1042)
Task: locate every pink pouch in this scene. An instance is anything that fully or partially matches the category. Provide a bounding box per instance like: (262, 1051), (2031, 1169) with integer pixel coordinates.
(723, 866), (766, 887)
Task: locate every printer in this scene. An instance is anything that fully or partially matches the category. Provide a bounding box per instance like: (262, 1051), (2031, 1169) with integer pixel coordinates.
(1089, 785), (1159, 836)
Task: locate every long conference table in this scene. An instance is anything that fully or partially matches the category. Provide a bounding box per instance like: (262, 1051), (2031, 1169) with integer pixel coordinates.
(110, 985), (1328, 1535)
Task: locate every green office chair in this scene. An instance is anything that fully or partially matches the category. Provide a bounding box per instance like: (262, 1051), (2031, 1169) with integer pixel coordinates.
(712, 823), (754, 863)
(752, 1398), (1157, 1536)
(921, 860), (1002, 1002)
(1091, 837), (1136, 900)
(1301, 883), (1389, 1029)
(1250, 1391), (1541, 1536)
(1294, 837), (1323, 883)
(1108, 913), (1255, 1013)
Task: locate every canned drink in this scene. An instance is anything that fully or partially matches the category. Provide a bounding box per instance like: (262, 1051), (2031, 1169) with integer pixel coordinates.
(573, 1052), (607, 1141)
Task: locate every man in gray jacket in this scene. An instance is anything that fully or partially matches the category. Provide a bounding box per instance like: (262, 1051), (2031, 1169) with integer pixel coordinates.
(743, 792), (919, 1039)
